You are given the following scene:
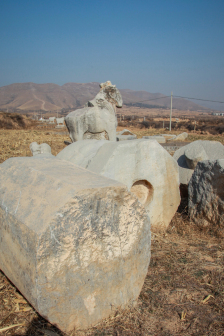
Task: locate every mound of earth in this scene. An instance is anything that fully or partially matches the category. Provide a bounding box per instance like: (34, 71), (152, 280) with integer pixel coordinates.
(0, 112), (36, 129)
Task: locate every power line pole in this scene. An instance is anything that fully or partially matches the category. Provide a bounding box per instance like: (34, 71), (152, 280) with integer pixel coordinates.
(169, 91), (173, 131)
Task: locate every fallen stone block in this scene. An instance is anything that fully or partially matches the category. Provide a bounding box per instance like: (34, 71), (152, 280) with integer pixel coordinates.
(173, 140), (224, 193)
(175, 132), (188, 141)
(0, 156), (150, 333)
(57, 139), (180, 230)
(142, 135), (166, 143)
(188, 159), (224, 235)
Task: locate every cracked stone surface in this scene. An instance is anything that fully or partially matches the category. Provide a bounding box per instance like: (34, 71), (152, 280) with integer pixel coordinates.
(0, 156), (150, 333)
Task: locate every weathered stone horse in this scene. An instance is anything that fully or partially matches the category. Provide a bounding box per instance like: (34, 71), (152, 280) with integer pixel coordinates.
(65, 81), (122, 142)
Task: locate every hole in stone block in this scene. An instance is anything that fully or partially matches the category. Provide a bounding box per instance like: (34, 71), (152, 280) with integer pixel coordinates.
(130, 180), (154, 206)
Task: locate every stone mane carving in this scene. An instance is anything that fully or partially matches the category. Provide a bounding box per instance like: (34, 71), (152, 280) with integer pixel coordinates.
(65, 81), (122, 142)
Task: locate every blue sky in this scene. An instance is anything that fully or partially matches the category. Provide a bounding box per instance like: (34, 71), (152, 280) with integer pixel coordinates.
(0, 0), (224, 110)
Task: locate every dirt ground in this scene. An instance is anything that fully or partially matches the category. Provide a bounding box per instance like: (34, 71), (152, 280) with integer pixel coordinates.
(0, 122), (224, 336)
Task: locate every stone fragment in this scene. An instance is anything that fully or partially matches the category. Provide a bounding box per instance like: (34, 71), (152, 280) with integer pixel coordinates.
(188, 159), (224, 234)
(173, 140), (224, 192)
(30, 142), (52, 156)
(0, 156), (150, 333)
(142, 135), (166, 143)
(116, 129), (137, 141)
(57, 139), (180, 229)
(65, 81), (122, 142)
(185, 144), (208, 169)
(175, 132), (188, 141)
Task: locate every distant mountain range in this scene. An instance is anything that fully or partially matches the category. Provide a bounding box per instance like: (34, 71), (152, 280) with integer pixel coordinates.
(0, 82), (209, 112)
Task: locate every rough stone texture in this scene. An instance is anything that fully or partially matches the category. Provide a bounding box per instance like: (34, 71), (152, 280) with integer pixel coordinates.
(188, 159), (224, 234)
(175, 132), (188, 141)
(142, 135), (166, 143)
(65, 81), (122, 142)
(57, 139), (180, 229)
(173, 140), (224, 188)
(30, 142), (52, 156)
(0, 156), (150, 333)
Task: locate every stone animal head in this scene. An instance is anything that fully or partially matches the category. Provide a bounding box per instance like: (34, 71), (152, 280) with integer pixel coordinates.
(88, 81), (123, 109)
(99, 81), (123, 108)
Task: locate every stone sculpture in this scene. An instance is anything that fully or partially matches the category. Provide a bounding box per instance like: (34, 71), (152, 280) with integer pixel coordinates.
(65, 81), (122, 142)
(56, 117), (65, 128)
(30, 142), (52, 156)
(0, 156), (150, 333)
(48, 117), (56, 124)
(57, 139), (180, 230)
(188, 159), (224, 235)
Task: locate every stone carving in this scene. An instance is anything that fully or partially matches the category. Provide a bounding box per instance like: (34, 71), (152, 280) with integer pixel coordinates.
(188, 159), (224, 235)
(48, 117), (56, 124)
(0, 156), (150, 333)
(65, 81), (122, 142)
(30, 142), (52, 156)
(56, 117), (65, 128)
(57, 139), (180, 230)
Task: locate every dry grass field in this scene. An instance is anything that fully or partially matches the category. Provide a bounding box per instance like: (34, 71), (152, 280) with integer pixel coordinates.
(0, 119), (224, 336)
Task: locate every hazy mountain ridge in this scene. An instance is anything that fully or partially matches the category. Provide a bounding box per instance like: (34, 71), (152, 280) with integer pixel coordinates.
(0, 82), (208, 112)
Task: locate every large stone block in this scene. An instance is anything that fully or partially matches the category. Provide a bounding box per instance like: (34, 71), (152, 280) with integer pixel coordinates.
(65, 81), (122, 142)
(57, 139), (180, 230)
(188, 159), (224, 235)
(0, 156), (150, 333)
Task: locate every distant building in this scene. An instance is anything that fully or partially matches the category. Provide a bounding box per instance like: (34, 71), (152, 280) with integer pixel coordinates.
(212, 112), (224, 116)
